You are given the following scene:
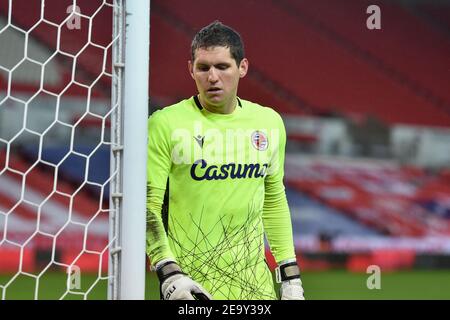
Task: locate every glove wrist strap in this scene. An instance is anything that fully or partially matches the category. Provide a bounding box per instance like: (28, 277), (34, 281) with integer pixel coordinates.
(156, 260), (184, 282)
(275, 261), (300, 283)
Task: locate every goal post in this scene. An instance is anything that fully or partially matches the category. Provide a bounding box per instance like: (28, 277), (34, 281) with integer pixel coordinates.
(109, 0), (149, 300)
(0, 0), (149, 300)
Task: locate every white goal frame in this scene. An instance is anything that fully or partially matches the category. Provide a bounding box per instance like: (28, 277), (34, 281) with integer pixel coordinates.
(109, 0), (149, 300)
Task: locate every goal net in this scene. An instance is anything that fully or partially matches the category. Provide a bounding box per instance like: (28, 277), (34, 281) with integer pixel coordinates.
(0, 0), (148, 299)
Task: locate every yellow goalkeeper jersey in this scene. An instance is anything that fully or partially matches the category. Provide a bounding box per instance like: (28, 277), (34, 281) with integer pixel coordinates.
(146, 96), (296, 300)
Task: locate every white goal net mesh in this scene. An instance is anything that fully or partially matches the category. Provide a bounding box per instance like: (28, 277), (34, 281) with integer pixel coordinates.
(0, 0), (121, 299)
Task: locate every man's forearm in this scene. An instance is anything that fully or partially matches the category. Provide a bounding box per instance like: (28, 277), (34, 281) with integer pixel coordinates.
(262, 180), (296, 262)
(146, 185), (175, 265)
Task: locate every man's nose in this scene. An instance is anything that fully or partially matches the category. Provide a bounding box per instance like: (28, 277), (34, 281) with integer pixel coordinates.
(208, 68), (219, 82)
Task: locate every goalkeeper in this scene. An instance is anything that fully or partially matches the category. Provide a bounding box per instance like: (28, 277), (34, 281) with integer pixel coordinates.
(146, 21), (305, 300)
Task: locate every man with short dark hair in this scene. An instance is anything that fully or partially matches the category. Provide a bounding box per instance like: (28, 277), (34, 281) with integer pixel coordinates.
(147, 21), (305, 300)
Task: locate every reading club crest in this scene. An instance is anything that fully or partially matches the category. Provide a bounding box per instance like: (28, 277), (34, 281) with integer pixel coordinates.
(251, 130), (268, 151)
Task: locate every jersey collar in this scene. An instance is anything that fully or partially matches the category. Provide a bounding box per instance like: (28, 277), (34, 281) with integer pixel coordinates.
(193, 95), (242, 111)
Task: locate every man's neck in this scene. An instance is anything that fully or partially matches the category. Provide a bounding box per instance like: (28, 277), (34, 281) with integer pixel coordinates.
(198, 95), (237, 114)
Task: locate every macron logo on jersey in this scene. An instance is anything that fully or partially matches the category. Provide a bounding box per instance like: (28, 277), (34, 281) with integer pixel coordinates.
(194, 135), (205, 148)
(190, 159), (269, 181)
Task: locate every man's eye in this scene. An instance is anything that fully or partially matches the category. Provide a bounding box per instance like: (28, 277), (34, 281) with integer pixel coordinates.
(216, 65), (229, 70)
(197, 66), (209, 72)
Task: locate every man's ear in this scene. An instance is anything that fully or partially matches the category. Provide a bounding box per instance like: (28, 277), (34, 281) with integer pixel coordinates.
(188, 60), (195, 79)
(239, 58), (249, 78)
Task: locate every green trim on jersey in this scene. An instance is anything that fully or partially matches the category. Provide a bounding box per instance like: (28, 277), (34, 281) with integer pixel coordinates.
(146, 96), (296, 300)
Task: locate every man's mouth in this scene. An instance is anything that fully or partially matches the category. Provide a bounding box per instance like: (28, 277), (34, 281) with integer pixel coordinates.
(207, 87), (222, 92)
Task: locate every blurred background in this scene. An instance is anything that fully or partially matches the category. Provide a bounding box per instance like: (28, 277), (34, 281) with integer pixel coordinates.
(0, 0), (449, 299)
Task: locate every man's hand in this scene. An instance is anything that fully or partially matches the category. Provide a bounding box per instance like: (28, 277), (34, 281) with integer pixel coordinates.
(156, 259), (213, 300)
(275, 259), (305, 300)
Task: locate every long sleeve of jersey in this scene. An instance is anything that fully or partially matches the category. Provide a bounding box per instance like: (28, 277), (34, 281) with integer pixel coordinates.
(146, 110), (175, 265)
(262, 112), (296, 263)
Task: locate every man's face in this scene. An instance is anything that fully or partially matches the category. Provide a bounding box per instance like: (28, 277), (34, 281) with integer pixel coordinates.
(189, 46), (248, 108)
